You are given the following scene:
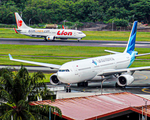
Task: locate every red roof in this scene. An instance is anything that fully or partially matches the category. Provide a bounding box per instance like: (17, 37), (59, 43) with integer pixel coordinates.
(31, 92), (150, 120)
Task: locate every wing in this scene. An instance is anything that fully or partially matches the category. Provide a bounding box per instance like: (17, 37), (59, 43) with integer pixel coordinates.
(9, 54), (61, 69)
(104, 50), (121, 54)
(97, 66), (150, 76)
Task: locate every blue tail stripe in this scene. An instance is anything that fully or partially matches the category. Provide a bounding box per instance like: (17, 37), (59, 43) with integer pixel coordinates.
(127, 21), (137, 54)
(125, 21), (138, 67)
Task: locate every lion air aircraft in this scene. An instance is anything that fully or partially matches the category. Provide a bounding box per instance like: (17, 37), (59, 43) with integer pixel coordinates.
(14, 12), (86, 41)
(9, 21), (150, 92)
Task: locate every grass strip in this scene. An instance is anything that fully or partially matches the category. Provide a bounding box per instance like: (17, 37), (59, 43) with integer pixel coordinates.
(0, 44), (149, 67)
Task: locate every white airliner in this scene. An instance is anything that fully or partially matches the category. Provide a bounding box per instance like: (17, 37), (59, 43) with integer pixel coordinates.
(14, 12), (86, 41)
(9, 21), (150, 92)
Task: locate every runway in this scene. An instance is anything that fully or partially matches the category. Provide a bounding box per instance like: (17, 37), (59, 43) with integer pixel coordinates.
(0, 38), (150, 48)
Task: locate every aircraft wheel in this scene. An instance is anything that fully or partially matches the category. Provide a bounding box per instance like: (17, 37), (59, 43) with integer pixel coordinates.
(66, 88), (68, 92)
(69, 88), (71, 92)
(78, 82), (88, 87)
(66, 88), (71, 93)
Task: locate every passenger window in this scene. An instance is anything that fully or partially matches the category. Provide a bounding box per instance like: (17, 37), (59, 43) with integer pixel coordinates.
(59, 69), (70, 72)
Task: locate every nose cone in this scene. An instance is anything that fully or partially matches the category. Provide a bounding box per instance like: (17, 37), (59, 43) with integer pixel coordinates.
(57, 72), (70, 83)
(82, 33), (86, 38)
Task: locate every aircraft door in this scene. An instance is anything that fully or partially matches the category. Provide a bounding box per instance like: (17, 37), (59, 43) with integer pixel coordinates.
(74, 65), (78, 75)
(73, 65), (81, 78)
(74, 31), (76, 37)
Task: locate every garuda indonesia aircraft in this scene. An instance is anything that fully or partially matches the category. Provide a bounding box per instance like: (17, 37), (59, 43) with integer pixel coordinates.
(14, 12), (86, 41)
(9, 21), (150, 92)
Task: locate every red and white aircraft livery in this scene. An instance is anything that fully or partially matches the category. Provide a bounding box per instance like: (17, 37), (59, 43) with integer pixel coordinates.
(14, 12), (86, 41)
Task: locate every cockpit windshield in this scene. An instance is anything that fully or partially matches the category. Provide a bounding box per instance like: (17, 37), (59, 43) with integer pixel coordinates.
(77, 32), (83, 34)
(59, 69), (70, 72)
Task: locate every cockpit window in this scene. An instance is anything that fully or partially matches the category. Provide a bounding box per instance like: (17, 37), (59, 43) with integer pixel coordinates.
(77, 32), (83, 34)
(59, 69), (70, 72)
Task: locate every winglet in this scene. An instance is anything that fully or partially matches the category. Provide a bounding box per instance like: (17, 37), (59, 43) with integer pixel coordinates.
(8, 54), (13, 60)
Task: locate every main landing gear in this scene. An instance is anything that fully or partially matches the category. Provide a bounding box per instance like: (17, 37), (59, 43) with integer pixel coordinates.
(77, 81), (88, 87)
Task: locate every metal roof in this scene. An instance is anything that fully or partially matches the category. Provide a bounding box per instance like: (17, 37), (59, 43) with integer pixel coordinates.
(31, 92), (150, 120)
(131, 105), (150, 117)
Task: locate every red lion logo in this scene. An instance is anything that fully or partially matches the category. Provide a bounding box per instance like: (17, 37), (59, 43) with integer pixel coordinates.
(17, 20), (22, 27)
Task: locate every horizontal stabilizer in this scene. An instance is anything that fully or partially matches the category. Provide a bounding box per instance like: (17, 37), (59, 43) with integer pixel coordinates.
(135, 53), (150, 57)
(13, 28), (18, 34)
(8, 54), (61, 69)
(104, 50), (120, 54)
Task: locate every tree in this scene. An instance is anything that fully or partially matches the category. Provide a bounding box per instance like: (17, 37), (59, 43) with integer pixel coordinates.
(0, 1), (19, 24)
(130, 0), (150, 23)
(0, 66), (62, 120)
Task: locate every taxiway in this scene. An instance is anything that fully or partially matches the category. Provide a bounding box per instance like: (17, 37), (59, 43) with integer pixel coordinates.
(0, 38), (150, 48)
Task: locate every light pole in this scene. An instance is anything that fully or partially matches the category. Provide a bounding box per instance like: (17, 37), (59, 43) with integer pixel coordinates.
(101, 79), (106, 95)
(112, 20), (114, 31)
(64, 20), (66, 28)
(29, 18), (32, 26)
(143, 99), (148, 120)
(49, 107), (51, 120)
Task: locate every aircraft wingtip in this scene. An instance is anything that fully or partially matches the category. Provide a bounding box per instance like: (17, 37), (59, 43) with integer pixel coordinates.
(8, 54), (13, 60)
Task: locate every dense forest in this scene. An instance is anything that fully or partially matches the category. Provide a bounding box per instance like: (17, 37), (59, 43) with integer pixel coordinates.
(0, 0), (150, 26)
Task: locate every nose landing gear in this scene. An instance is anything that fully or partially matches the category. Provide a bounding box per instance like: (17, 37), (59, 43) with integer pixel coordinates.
(65, 83), (71, 93)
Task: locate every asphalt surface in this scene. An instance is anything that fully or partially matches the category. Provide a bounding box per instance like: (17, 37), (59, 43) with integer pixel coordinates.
(1, 38), (150, 48)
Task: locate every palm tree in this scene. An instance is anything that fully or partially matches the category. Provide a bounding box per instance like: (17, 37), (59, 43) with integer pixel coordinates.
(0, 66), (62, 120)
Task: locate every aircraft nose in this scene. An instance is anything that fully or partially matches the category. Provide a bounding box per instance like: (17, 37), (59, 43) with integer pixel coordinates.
(57, 72), (69, 83)
(83, 33), (86, 37)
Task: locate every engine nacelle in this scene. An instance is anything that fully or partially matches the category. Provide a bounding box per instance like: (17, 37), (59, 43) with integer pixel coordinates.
(46, 36), (55, 40)
(50, 73), (60, 85)
(117, 74), (134, 86)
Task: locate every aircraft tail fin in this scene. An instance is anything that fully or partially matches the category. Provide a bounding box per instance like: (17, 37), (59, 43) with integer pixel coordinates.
(124, 21), (138, 54)
(14, 12), (31, 29)
(62, 25), (65, 29)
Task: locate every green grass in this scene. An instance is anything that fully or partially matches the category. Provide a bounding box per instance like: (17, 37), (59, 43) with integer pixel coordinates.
(0, 28), (34, 39)
(0, 44), (150, 67)
(82, 31), (150, 41)
(29, 72), (52, 83)
(1, 28), (150, 41)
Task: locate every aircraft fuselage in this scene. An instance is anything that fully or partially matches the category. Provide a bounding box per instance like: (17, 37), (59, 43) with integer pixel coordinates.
(57, 53), (132, 83)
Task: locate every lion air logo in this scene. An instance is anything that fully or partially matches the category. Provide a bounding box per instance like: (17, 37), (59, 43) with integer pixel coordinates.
(17, 20), (22, 27)
(57, 30), (72, 36)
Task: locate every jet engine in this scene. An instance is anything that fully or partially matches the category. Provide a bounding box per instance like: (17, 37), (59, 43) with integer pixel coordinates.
(50, 73), (60, 85)
(46, 36), (55, 40)
(117, 74), (134, 86)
